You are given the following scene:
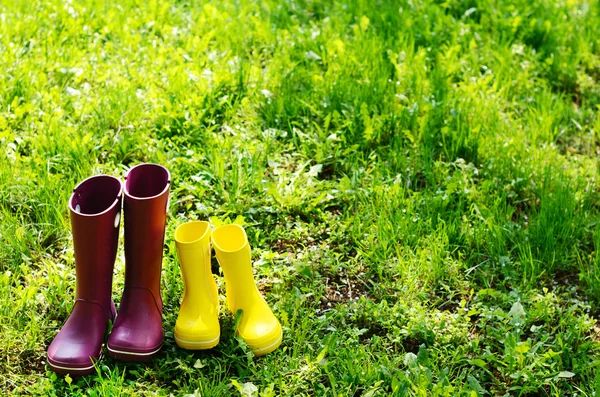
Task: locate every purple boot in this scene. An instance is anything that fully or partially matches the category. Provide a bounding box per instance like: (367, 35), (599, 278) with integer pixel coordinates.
(47, 175), (122, 375)
(107, 164), (170, 361)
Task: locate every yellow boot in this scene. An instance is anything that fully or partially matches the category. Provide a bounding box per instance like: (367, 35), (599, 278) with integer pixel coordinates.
(211, 224), (282, 356)
(174, 221), (220, 349)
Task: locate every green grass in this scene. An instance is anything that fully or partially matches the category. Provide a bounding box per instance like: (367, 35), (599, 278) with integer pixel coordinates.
(1, 0), (600, 395)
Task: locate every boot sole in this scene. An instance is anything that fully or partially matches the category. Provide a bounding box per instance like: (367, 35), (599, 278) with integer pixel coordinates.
(174, 334), (220, 350)
(47, 351), (102, 376)
(249, 331), (283, 357)
(106, 344), (162, 362)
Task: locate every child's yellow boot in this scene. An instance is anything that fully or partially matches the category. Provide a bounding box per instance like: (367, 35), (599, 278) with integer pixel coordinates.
(174, 221), (220, 349)
(211, 224), (282, 356)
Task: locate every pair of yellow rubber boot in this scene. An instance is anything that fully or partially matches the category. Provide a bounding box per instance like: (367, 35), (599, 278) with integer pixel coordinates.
(174, 222), (282, 356)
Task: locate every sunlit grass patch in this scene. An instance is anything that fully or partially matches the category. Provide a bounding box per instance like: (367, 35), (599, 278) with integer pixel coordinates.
(1, 0), (600, 395)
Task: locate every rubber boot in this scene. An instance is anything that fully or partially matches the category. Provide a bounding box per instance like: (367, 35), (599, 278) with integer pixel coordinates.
(174, 221), (220, 349)
(211, 224), (282, 356)
(107, 163), (170, 361)
(47, 175), (122, 375)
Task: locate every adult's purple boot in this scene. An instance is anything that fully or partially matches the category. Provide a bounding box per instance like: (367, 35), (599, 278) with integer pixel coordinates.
(47, 175), (122, 375)
(107, 163), (170, 361)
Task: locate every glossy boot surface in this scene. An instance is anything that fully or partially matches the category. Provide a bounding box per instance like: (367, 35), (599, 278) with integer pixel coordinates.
(107, 164), (170, 362)
(47, 175), (122, 375)
(211, 225), (282, 356)
(174, 221), (220, 349)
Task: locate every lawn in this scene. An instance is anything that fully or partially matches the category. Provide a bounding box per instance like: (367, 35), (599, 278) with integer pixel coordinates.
(1, 0), (600, 395)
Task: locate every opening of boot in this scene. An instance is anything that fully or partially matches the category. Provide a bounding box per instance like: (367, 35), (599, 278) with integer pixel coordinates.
(70, 176), (122, 215)
(211, 224), (247, 252)
(125, 164), (170, 199)
(175, 221), (210, 244)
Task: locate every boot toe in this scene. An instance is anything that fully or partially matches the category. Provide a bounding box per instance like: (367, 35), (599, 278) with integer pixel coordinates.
(175, 316), (220, 349)
(238, 313), (283, 356)
(47, 302), (107, 375)
(107, 325), (163, 360)
(47, 340), (100, 375)
(107, 287), (164, 361)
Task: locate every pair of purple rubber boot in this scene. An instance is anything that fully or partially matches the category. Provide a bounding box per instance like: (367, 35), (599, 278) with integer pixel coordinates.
(47, 164), (170, 375)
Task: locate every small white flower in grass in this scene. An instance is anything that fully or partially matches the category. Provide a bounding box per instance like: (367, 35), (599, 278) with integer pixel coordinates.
(202, 69), (212, 79)
(509, 301), (526, 324)
(305, 50), (321, 61)
(261, 89), (273, 98)
(308, 164), (322, 177)
(404, 352), (418, 366)
(558, 371), (575, 378)
(231, 380), (258, 397)
(66, 87), (81, 96)
(67, 6), (78, 18)
(464, 7), (477, 17)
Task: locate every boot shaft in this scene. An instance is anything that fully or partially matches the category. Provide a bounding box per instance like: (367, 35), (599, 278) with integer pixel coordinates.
(123, 164), (170, 309)
(211, 224), (262, 311)
(69, 175), (122, 320)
